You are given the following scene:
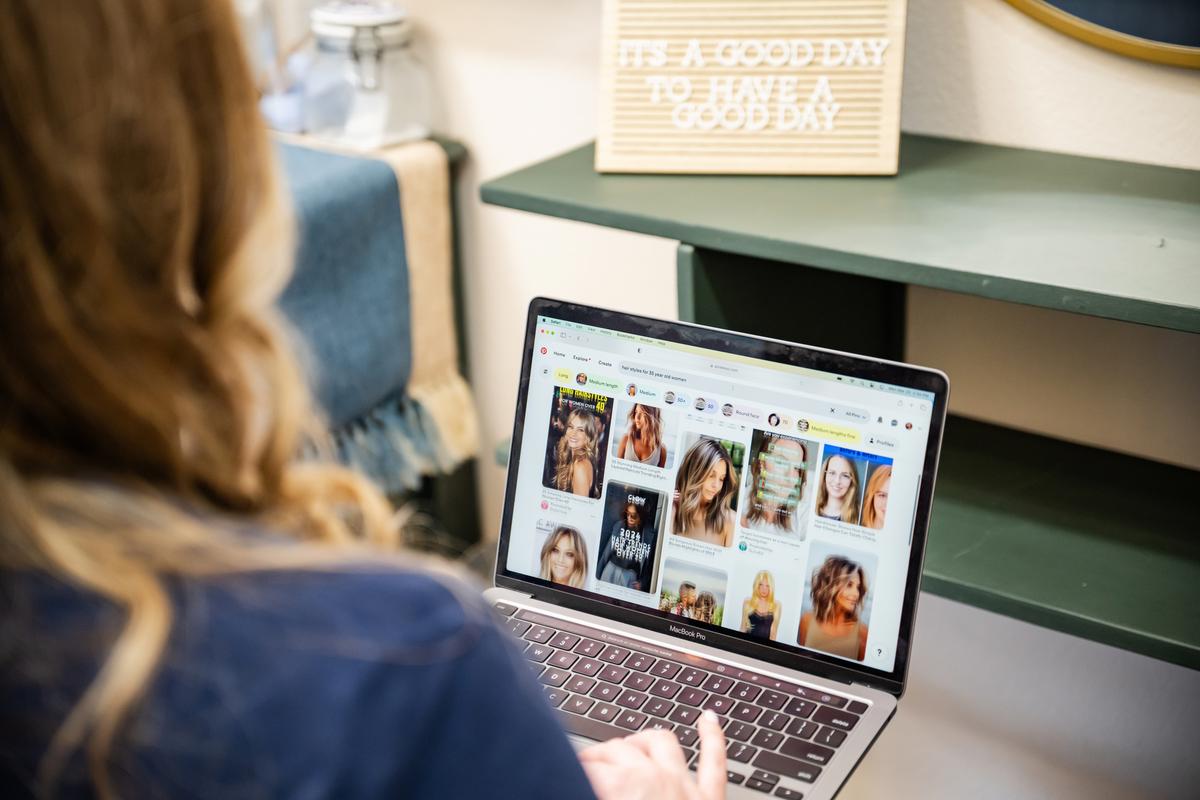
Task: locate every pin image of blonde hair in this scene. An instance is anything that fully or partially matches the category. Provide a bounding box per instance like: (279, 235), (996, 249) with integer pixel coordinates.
(861, 465), (892, 529)
(539, 526), (588, 588)
(554, 408), (599, 493)
(672, 438), (738, 537)
(810, 557), (868, 624)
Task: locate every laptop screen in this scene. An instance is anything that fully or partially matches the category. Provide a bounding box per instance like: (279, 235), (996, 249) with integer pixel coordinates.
(498, 301), (945, 682)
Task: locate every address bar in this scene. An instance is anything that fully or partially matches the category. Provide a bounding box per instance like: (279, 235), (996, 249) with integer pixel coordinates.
(618, 361), (870, 423)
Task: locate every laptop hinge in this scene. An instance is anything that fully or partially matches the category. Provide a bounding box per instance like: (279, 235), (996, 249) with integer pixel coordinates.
(488, 584), (535, 601)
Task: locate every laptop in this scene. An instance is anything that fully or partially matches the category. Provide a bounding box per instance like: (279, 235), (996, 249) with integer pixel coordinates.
(485, 298), (948, 798)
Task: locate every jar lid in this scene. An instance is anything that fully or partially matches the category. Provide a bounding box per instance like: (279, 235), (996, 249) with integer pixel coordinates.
(311, 2), (412, 48)
(311, 2), (408, 27)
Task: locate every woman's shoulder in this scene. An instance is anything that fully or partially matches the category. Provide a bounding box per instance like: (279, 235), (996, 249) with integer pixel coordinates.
(572, 459), (594, 492)
(201, 562), (491, 654)
(2, 562), (514, 797)
(8, 561), (492, 668)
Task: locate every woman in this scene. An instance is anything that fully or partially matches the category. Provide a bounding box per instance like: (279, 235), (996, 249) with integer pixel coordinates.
(671, 438), (738, 547)
(616, 404), (667, 468)
(740, 571), (781, 641)
(539, 526), (588, 588)
(0, 2), (727, 797)
(862, 465), (891, 530)
(816, 454), (861, 524)
(798, 557), (870, 661)
(554, 408), (600, 498)
(598, 502), (645, 590)
(693, 591), (718, 625)
(740, 434), (809, 538)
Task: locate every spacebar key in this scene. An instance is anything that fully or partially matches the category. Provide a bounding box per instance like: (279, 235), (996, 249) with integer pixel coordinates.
(556, 710), (630, 743)
(753, 751), (824, 783)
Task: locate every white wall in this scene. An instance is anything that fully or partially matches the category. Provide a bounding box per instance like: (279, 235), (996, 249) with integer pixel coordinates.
(281, 0), (1199, 796)
(404, 0), (678, 521)
(899, 0), (1200, 471)
(900, 0), (1200, 170)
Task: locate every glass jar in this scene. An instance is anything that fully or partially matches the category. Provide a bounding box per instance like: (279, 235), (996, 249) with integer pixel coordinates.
(303, 2), (432, 149)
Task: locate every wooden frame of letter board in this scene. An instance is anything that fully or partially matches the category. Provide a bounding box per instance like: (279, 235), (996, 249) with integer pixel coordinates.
(596, 0), (908, 175)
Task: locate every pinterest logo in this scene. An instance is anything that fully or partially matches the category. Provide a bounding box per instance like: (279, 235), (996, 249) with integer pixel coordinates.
(539, 346), (548, 355)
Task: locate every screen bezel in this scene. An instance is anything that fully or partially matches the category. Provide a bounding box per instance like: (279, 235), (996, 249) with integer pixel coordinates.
(495, 297), (948, 697)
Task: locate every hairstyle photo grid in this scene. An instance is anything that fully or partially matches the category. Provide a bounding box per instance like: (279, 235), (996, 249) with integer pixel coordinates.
(798, 542), (878, 662)
(739, 569), (783, 641)
(611, 400), (674, 469)
(595, 482), (664, 593)
(740, 430), (818, 539)
(670, 434), (744, 548)
(658, 559), (727, 627)
(861, 462), (893, 531)
(536, 522), (590, 589)
(541, 386), (614, 499)
(815, 446), (865, 525)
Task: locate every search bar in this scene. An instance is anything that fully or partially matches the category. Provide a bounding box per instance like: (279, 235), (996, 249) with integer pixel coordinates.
(618, 361), (869, 423)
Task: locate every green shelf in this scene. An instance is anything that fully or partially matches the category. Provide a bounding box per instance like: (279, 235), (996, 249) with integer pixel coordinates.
(481, 135), (1200, 333)
(481, 134), (1200, 667)
(927, 418), (1199, 670)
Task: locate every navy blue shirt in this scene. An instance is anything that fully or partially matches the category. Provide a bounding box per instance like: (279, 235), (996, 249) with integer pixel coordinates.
(1, 566), (597, 799)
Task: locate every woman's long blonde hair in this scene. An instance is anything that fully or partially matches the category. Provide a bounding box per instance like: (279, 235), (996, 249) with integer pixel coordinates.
(861, 465), (892, 529)
(538, 526), (588, 589)
(747, 570), (777, 611)
(553, 409), (598, 494)
(627, 403), (663, 450)
(672, 438), (737, 537)
(0, 1), (400, 795)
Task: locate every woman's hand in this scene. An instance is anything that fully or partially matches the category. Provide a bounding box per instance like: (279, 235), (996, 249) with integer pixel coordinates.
(580, 710), (727, 800)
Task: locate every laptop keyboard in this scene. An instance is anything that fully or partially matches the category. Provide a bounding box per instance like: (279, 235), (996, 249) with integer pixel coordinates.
(494, 601), (870, 797)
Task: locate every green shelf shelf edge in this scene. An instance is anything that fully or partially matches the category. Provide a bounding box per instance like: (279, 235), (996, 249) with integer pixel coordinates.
(923, 417), (1199, 670)
(480, 136), (1200, 333)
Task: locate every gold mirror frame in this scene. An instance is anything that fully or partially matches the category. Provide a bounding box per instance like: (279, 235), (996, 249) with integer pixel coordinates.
(1004, 0), (1200, 68)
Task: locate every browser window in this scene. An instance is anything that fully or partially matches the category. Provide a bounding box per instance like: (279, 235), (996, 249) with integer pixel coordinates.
(506, 315), (935, 672)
